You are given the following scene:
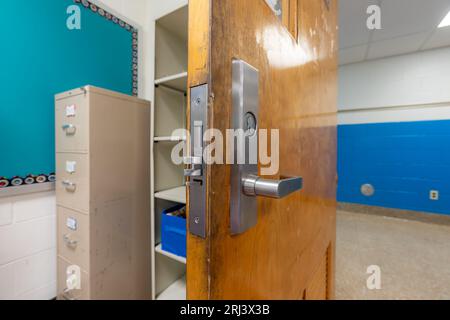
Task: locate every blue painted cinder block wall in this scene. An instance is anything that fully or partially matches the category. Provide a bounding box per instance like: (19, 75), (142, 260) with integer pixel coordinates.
(337, 120), (450, 215)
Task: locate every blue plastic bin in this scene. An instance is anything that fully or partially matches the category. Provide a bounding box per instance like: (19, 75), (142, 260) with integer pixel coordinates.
(161, 204), (186, 258)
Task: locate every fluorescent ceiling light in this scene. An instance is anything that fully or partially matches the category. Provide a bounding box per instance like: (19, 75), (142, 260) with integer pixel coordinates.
(438, 10), (450, 28)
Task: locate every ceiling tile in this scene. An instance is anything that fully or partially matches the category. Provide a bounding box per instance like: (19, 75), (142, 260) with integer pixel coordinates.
(422, 26), (450, 50)
(372, 0), (450, 41)
(339, 45), (368, 65)
(339, 0), (376, 49)
(340, 0), (450, 62)
(368, 32), (429, 60)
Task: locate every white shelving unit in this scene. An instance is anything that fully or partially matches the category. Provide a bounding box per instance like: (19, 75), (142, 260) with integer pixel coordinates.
(155, 186), (186, 204)
(156, 276), (186, 301)
(151, 4), (189, 301)
(155, 244), (187, 264)
(155, 72), (188, 92)
(154, 136), (186, 143)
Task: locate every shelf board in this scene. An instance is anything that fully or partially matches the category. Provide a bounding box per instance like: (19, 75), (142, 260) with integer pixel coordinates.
(155, 72), (188, 92)
(156, 276), (186, 300)
(154, 136), (186, 143)
(155, 186), (186, 204)
(156, 5), (188, 44)
(155, 244), (186, 264)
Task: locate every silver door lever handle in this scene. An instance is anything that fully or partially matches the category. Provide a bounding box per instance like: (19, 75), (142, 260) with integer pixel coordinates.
(242, 175), (303, 199)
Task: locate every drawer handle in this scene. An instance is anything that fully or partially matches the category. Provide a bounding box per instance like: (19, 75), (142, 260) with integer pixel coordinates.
(62, 124), (77, 135)
(62, 180), (77, 191)
(63, 234), (78, 248)
(62, 288), (76, 301)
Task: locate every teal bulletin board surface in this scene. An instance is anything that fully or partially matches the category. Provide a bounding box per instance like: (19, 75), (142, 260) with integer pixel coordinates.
(0, 0), (137, 184)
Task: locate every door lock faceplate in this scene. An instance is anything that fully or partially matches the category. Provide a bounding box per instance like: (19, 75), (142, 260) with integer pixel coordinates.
(230, 59), (303, 235)
(186, 84), (208, 238)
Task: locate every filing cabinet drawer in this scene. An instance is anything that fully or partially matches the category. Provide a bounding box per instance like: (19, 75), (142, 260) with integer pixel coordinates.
(57, 206), (90, 272)
(55, 92), (89, 153)
(56, 153), (90, 213)
(57, 256), (90, 300)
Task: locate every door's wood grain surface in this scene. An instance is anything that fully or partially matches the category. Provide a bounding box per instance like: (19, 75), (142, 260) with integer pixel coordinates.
(187, 0), (337, 300)
(186, 0), (211, 300)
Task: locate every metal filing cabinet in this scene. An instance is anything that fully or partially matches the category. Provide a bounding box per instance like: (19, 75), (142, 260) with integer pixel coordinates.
(55, 86), (151, 300)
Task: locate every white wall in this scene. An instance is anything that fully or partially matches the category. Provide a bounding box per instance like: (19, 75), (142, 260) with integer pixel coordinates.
(147, 0), (187, 18)
(95, 0), (148, 26)
(0, 192), (56, 300)
(339, 46), (450, 125)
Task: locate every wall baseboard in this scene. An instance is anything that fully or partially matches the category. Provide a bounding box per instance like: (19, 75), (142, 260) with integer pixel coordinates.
(338, 202), (450, 227)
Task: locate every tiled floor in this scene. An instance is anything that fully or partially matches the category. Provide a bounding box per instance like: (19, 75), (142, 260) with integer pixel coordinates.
(336, 210), (450, 300)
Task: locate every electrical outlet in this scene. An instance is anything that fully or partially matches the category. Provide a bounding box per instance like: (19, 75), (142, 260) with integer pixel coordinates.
(430, 190), (439, 201)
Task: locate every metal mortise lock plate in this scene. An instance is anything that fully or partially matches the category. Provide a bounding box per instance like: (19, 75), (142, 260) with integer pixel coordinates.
(230, 59), (260, 235)
(230, 59), (303, 235)
(187, 84), (208, 238)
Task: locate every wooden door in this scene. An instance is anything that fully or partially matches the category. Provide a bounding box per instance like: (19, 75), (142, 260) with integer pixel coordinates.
(187, 0), (337, 300)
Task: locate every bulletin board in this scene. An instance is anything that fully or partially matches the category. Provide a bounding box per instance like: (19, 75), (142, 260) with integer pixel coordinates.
(0, 0), (138, 187)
